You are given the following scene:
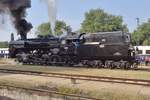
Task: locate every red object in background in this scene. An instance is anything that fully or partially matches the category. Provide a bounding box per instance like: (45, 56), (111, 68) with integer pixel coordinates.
(144, 56), (150, 63)
(148, 57), (150, 62)
(145, 57), (149, 62)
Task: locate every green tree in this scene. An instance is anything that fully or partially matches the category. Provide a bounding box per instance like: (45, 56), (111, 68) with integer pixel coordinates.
(80, 9), (128, 33)
(54, 21), (72, 35)
(0, 42), (9, 48)
(36, 23), (51, 36)
(131, 19), (150, 46)
(36, 20), (71, 36)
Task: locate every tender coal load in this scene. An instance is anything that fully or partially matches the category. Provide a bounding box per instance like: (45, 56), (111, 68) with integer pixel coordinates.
(0, 0), (32, 39)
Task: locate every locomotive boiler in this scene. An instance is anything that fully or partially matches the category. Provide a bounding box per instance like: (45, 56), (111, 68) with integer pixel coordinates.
(9, 31), (138, 69)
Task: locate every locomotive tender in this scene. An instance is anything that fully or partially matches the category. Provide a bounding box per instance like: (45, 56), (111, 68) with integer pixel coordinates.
(9, 31), (137, 69)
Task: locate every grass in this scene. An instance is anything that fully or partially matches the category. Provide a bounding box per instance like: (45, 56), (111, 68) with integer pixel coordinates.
(58, 86), (82, 94)
(42, 84), (150, 100)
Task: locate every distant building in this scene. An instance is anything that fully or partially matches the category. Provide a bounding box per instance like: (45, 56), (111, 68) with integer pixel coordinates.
(0, 48), (9, 58)
(134, 46), (150, 55)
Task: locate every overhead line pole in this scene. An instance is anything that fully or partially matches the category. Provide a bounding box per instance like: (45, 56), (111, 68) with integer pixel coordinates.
(136, 18), (140, 46)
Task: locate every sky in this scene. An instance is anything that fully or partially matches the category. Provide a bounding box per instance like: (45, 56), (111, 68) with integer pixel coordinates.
(0, 0), (150, 41)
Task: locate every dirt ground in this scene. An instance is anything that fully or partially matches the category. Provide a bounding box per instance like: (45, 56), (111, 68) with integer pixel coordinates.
(0, 59), (17, 65)
(0, 96), (14, 100)
(0, 60), (150, 99)
(0, 73), (149, 100)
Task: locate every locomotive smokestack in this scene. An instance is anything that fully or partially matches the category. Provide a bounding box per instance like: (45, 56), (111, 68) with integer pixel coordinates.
(0, 0), (32, 40)
(11, 33), (14, 41)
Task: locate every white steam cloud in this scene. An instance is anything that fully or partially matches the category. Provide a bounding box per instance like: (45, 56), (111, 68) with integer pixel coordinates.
(47, 0), (57, 35)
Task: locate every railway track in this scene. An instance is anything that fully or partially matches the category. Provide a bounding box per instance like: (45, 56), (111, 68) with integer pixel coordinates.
(0, 84), (100, 100)
(0, 68), (150, 86)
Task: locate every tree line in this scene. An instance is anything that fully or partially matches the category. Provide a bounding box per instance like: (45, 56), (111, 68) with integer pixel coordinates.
(30, 8), (150, 46)
(0, 42), (8, 48)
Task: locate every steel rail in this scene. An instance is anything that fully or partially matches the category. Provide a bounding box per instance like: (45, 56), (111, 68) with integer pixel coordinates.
(0, 68), (150, 86)
(0, 84), (101, 100)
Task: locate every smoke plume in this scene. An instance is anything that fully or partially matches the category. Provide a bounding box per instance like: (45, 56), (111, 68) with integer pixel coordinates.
(0, 0), (33, 39)
(47, 0), (57, 35)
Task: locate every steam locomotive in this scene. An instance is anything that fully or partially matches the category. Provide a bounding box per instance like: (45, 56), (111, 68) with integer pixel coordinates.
(9, 31), (138, 69)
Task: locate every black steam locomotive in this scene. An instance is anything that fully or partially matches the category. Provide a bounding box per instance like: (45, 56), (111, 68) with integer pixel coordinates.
(9, 31), (138, 69)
